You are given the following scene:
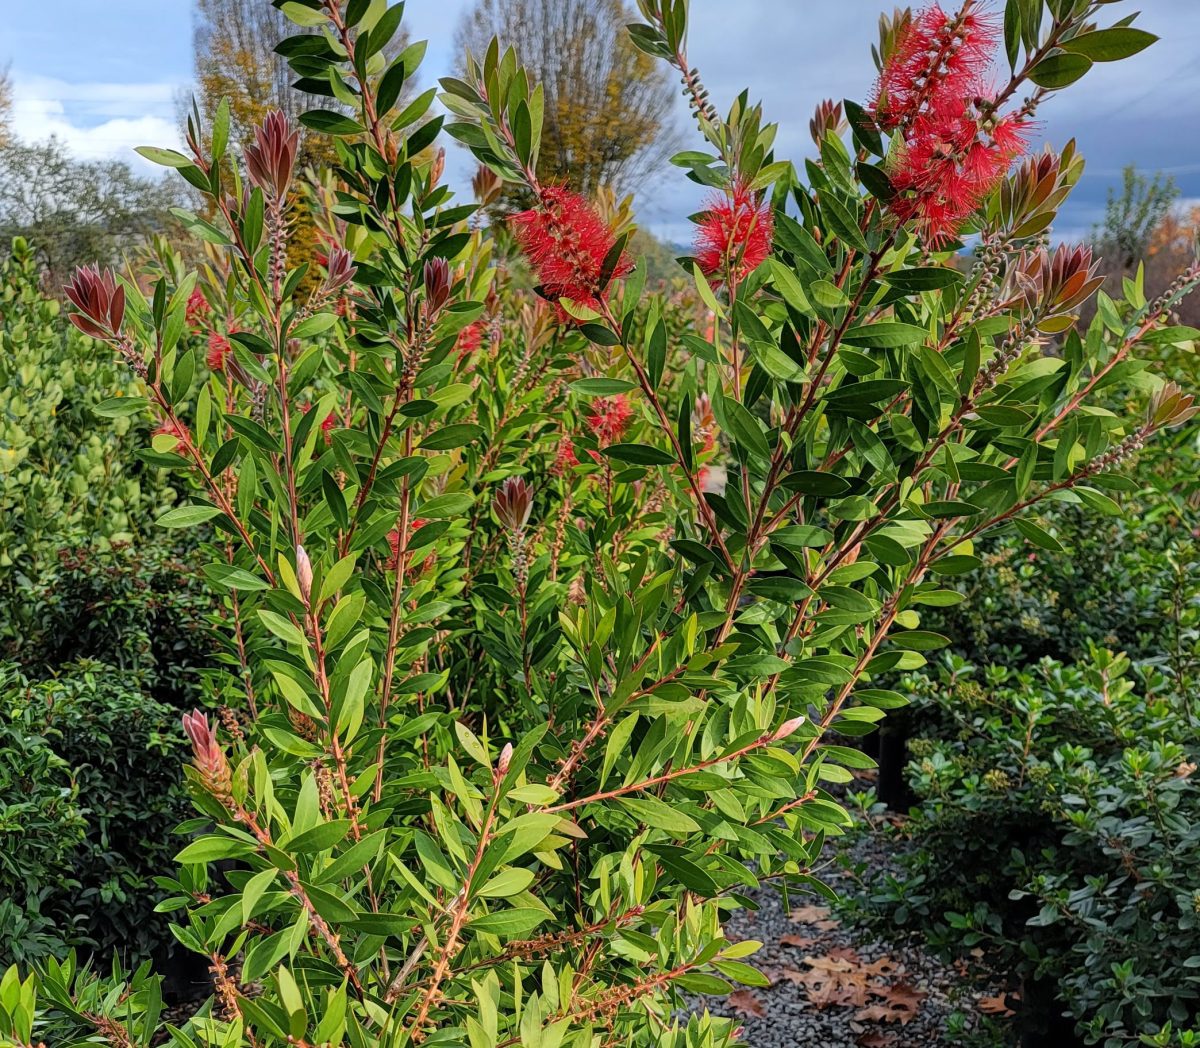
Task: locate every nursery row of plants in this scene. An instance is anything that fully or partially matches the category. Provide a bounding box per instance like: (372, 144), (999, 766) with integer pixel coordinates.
(0, 0), (1198, 1046)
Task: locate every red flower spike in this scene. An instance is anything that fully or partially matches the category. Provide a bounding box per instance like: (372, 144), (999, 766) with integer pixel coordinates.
(874, 3), (1032, 247)
(154, 418), (189, 450)
(206, 332), (232, 372)
(186, 288), (209, 332)
(694, 181), (774, 282)
(552, 437), (579, 476)
(509, 187), (631, 315)
(455, 320), (485, 360)
(585, 395), (634, 447)
(870, 3), (997, 132)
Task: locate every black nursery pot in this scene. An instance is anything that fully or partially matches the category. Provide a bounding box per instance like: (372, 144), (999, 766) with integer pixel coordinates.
(1018, 974), (1086, 1048)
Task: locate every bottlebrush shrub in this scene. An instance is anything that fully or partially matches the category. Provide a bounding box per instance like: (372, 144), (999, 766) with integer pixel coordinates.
(6, 0), (1200, 1045)
(848, 649), (1200, 1046)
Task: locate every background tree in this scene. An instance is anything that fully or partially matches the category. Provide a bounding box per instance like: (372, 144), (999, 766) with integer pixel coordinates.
(0, 138), (178, 283)
(455, 0), (679, 200)
(0, 65), (13, 148)
(1093, 164), (1179, 272)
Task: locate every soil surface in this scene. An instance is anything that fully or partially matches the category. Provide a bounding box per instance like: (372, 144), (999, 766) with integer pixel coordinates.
(691, 830), (1013, 1048)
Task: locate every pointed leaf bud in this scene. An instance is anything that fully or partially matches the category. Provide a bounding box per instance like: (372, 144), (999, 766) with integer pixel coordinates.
(494, 476), (534, 532)
(772, 715), (806, 742)
(64, 264), (125, 338)
(245, 110), (300, 200)
(423, 257), (451, 314)
(497, 742), (514, 778)
(296, 544), (313, 605)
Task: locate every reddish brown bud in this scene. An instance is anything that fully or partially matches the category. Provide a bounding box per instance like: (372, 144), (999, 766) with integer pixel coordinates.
(494, 476), (534, 532)
(424, 258), (451, 314)
(64, 264), (125, 338)
(1149, 381), (1199, 430)
(472, 163), (503, 208)
(245, 110), (300, 199)
(323, 246), (357, 295)
(809, 99), (847, 147)
(430, 147), (446, 188)
(182, 709), (233, 800)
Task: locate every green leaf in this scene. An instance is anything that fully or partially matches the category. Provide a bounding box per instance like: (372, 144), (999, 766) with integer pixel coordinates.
(291, 313), (338, 338)
(176, 836), (257, 864)
(92, 396), (149, 418)
(570, 378), (636, 397)
(618, 797), (700, 834)
(469, 908), (548, 938)
(136, 146), (195, 169)
(881, 268), (963, 293)
(299, 110), (364, 136)
(203, 563), (270, 592)
(1014, 517), (1066, 552)
(1029, 51), (1092, 89)
(723, 401), (771, 461)
(1059, 27), (1156, 62)
(259, 610), (307, 647)
(419, 492), (474, 518)
(476, 868), (536, 898)
(842, 322), (927, 348)
(286, 820), (352, 854)
(157, 504), (222, 529)
(602, 443), (676, 466)
(421, 424), (485, 450)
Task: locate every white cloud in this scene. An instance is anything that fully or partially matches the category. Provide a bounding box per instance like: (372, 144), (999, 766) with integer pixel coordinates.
(9, 72), (184, 172)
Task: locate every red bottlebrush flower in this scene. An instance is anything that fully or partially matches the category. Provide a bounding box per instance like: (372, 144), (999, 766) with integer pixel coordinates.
(870, 3), (998, 131)
(585, 395), (634, 446)
(182, 709), (233, 801)
(509, 187), (631, 315)
(154, 418), (189, 450)
(64, 264), (125, 339)
(889, 103), (1031, 246)
(245, 110), (300, 199)
(694, 181), (774, 281)
(455, 320), (485, 359)
(301, 402), (337, 444)
(552, 436), (579, 476)
(872, 4), (1031, 247)
(186, 288), (209, 332)
(206, 331), (232, 372)
(385, 518), (431, 572)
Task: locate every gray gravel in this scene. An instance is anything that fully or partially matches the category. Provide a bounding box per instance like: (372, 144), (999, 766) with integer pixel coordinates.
(690, 830), (1011, 1047)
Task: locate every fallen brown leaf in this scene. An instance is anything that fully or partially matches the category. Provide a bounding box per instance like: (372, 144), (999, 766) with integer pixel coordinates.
(779, 934), (816, 949)
(978, 992), (1017, 1017)
(728, 989), (766, 1018)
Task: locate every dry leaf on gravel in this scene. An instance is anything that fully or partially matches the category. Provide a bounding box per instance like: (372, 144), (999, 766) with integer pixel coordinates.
(728, 989), (766, 1018)
(788, 904), (840, 929)
(779, 933), (816, 948)
(978, 992), (1017, 1017)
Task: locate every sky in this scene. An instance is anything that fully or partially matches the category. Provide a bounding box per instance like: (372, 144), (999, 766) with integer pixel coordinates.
(6, 0), (1200, 245)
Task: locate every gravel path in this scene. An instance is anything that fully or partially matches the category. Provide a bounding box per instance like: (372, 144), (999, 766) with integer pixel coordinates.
(691, 830), (1011, 1047)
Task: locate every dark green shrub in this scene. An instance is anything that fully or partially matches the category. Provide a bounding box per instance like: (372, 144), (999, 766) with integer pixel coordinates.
(853, 643), (1200, 1046)
(0, 661), (190, 966)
